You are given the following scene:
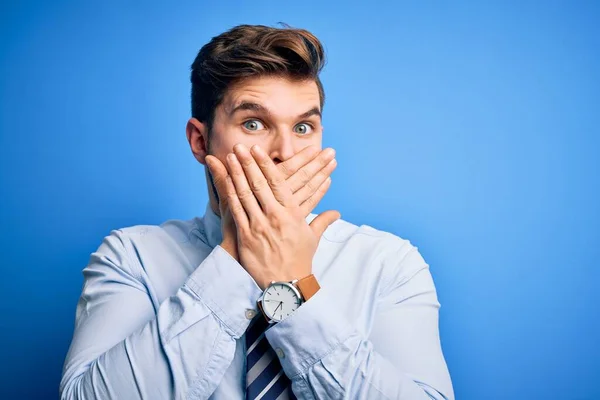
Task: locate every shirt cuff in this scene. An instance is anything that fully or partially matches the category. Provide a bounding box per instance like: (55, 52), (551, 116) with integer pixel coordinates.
(264, 286), (353, 378)
(185, 245), (262, 338)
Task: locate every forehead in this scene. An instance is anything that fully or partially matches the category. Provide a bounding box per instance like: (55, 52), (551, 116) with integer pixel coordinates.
(221, 76), (321, 117)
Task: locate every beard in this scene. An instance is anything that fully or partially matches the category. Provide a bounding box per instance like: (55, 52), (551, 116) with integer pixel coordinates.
(206, 135), (221, 211)
(208, 170), (219, 205)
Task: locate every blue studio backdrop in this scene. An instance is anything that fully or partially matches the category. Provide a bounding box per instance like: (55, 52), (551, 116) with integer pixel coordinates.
(1, 1), (598, 399)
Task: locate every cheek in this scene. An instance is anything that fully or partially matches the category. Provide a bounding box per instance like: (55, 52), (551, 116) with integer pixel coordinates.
(219, 134), (268, 153)
(306, 134), (322, 149)
(208, 129), (240, 158)
(206, 142), (229, 165)
(289, 133), (322, 155)
(209, 133), (269, 165)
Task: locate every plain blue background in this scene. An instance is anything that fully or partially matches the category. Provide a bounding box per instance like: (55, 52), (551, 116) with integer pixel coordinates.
(1, 1), (598, 399)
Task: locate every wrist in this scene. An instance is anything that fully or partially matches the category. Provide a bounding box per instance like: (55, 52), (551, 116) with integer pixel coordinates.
(295, 274), (320, 301)
(257, 274), (320, 323)
(256, 268), (312, 291)
(219, 240), (238, 261)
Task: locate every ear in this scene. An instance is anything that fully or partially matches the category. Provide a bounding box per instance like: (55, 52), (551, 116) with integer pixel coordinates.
(186, 118), (209, 165)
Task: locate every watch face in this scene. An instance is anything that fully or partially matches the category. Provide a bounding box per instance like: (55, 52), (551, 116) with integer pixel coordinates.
(263, 282), (302, 322)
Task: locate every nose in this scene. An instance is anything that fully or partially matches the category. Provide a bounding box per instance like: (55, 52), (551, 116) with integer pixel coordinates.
(268, 133), (296, 164)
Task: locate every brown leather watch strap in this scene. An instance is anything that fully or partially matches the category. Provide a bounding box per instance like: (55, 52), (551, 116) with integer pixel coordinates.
(295, 274), (320, 301)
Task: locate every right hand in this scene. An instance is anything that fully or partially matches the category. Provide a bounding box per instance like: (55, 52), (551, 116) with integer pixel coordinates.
(205, 145), (337, 261)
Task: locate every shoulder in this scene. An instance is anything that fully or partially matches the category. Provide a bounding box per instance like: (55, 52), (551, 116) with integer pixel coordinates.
(101, 218), (199, 248)
(312, 213), (430, 289)
(311, 212), (418, 258)
(91, 217), (203, 271)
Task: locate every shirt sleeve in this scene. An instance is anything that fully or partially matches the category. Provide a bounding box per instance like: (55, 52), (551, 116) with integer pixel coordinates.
(264, 241), (454, 400)
(60, 229), (262, 400)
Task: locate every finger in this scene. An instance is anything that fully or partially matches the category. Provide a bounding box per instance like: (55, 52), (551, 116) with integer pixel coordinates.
(294, 157), (336, 207)
(288, 148), (336, 193)
(232, 144), (281, 213)
(299, 177), (331, 217)
(224, 174), (249, 231)
(226, 152), (265, 220)
(277, 145), (320, 179)
(205, 155), (229, 205)
(206, 155), (245, 224)
(249, 144), (294, 207)
(309, 210), (341, 238)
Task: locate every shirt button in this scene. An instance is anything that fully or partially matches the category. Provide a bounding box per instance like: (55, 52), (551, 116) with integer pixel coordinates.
(275, 348), (285, 358)
(245, 309), (257, 320)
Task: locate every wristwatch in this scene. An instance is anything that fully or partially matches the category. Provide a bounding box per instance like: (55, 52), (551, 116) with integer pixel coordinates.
(257, 274), (320, 324)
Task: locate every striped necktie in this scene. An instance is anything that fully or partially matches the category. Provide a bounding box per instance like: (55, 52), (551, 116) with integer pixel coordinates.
(245, 314), (297, 400)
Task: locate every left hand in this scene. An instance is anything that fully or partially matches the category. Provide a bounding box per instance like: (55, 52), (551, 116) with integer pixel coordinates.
(210, 143), (340, 290)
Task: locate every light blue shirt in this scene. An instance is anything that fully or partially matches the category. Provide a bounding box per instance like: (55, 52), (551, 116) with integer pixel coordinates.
(60, 203), (454, 399)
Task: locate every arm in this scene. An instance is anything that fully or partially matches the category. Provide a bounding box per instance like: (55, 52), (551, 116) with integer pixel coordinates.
(205, 146), (453, 397)
(264, 242), (454, 400)
(60, 229), (262, 399)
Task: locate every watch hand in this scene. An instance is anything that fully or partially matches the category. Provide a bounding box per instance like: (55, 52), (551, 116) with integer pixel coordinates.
(274, 302), (283, 314)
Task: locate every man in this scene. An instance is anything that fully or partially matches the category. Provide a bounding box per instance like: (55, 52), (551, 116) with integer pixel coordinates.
(60, 24), (453, 400)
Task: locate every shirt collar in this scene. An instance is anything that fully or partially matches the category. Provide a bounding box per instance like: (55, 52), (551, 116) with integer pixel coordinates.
(201, 202), (223, 249)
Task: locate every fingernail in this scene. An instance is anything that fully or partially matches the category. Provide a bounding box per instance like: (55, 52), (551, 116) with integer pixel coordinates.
(324, 148), (335, 158)
(227, 153), (236, 162)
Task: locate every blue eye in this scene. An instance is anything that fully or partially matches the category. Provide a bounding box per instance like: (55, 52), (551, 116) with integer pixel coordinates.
(293, 123), (313, 135)
(243, 120), (265, 131)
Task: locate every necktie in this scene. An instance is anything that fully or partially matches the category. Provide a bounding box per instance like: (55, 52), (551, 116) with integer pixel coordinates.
(245, 315), (297, 399)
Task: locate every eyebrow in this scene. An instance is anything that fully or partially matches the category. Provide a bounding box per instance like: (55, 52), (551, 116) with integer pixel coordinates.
(229, 101), (321, 120)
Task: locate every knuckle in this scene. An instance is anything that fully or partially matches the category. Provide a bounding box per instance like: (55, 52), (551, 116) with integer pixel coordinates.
(250, 179), (265, 192)
(225, 182), (236, 196)
(299, 168), (311, 183)
(230, 201), (244, 215)
(226, 187), (236, 198)
(278, 162), (293, 177)
(212, 175), (225, 188)
(268, 175), (284, 187)
(270, 214), (282, 229)
(306, 195), (317, 206)
(304, 179), (316, 193)
(317, 167), (330, 178)
(227, 192), (238, 204)
(251, 221), (267, 235)
(239, 225), (250, 236)
(238, 229), (252, 245)
(238, 189), (254, 199)
(258, 158), (272, 169)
